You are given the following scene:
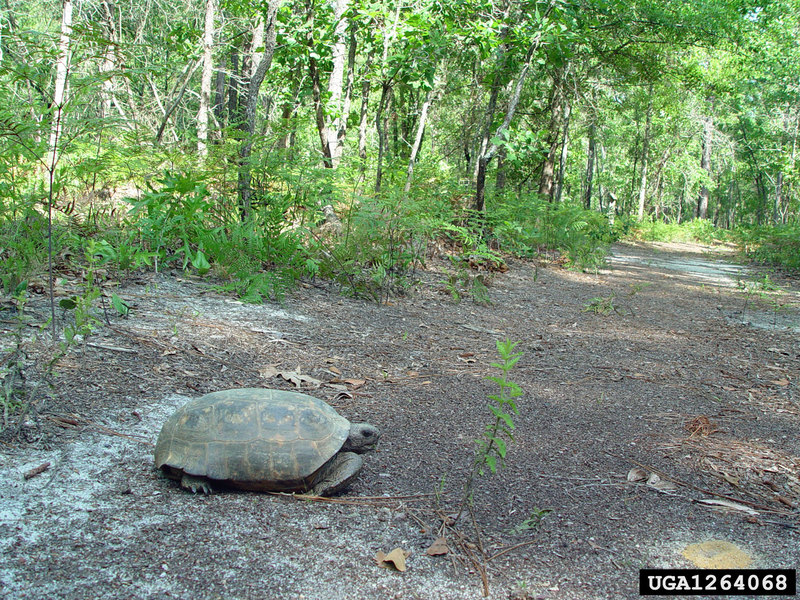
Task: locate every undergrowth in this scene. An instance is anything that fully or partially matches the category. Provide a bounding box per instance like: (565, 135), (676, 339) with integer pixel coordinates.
(733, 224), (800, 271)
(625, 217), (725, 245)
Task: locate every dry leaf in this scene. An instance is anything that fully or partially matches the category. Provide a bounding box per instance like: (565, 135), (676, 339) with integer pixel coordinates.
(324, 383), (348, 392)
(258, 365), (279, 379)
(627, 468), (648, 482)
(772, 379), (790, 387)
(426, 537), (449, 556)
(721, 473), (740, 486)
(376, 548), (410, 571)
(646, 473), (677, 491)
(329, 366), (341, 375)
(342, 378), (365, 388)
(278, 370), (322, 388)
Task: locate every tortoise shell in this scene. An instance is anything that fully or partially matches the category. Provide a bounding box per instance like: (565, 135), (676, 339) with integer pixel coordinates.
(154, 388), (351, 491)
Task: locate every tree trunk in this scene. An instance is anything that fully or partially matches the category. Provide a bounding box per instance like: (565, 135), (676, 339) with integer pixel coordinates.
(47, 0), (73, 180)
(554, 97), (571, 203)
(308, 53), (333, 167)
(99, 1), (122, 119)
(326, 0), (351, 166)
(697, 110), (713, 219)
(495, 146), (507, 193)
(213, 55), (226, 126)
(472, 21), (548, 212)
(197, 0), (216, 159)
(46, 0), (73, 339)
(236, 2), (278, 216)
(538, 64), (569, 201)
(404, 89), (435, 193)
(584, 122), (596, 210)
(636, 85), (653, 221)
(155, 58), (202, 143)
(374, 82), (392, 193)
(227, 47), (240, 126)
(277, 68), (303, 152)
(358, 71), (371, 162)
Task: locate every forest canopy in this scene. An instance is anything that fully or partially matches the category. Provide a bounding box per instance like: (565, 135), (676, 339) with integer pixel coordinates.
(1, 0), (799, 301)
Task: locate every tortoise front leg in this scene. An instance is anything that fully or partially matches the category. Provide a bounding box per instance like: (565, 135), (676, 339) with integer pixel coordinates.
(181, 474), (213, 494)
(310, 452), (363, 497)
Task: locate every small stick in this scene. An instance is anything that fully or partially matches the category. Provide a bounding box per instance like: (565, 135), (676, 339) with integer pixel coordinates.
(24, 462), (51, 480)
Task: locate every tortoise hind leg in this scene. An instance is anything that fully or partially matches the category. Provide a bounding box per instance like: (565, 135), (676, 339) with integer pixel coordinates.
(310, 452), (363, 496)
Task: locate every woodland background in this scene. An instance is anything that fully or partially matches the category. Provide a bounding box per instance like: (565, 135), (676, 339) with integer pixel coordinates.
(1, 0), (799, 307)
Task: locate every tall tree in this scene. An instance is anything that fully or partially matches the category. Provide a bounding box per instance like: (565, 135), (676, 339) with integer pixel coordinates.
(197, 0), (217, 159)
(236, 1), (279, 215)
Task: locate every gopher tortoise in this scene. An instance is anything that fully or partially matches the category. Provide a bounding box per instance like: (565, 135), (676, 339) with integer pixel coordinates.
(154, 388), (380, 496)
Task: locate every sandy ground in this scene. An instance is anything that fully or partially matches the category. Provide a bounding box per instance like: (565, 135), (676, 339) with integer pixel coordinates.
(1, 241), (799, 599)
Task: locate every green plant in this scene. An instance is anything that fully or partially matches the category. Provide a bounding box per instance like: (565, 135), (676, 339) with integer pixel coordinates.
(458, 339), (523, 519)
(490, 196), (612, 269)
(110, 293), (130, 317)
(509, 507), (552, 534)
(582, 294), (618, 315)
(627, 282), (653, 296)
(314, 192), (428, 303)
(737, 272), (786, 323)
(59, 240), (105, 349)
(445, 259), (492, 305)
(126, 171), (218, 272)
(734, 224), (800, 271)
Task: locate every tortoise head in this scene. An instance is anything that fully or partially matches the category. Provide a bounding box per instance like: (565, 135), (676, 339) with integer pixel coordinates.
(342, 423), (380, 453)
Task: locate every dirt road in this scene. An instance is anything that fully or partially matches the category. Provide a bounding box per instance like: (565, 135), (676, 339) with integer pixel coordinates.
(2, 241), (798, 599)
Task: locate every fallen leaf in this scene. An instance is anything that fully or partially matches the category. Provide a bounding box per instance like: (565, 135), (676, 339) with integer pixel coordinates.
(324, 383), (348, 392)
(278, 370), (322, 388)
(329, 366), (341, 375)
(627, 468), (648, 482)
(776, 496), (794, 508)
(376, 548), (410, 571)
(696, 498), (759, 516)
(646, 473), (677, 491)
(342, 378), (366, 388)
(426, 537), (449, 556)
(721, 473), (740, 486)
(772, 379), (790, 387)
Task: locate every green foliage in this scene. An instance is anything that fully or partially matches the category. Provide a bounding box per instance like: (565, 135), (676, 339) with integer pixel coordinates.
(126, 172), (220, 272)
(111, 293), (130, 317)
(509, 507), (552, 535)
(490, 196), (613, 270)
(734, 225), (800, 270)
(459, 339), (523, 518)
(0, 213), (56, 294)
(627, 218), (725, 245)
(314, 191), (438, 303)
(582, 293), (618, 315)
(203, 209), (311, 303)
